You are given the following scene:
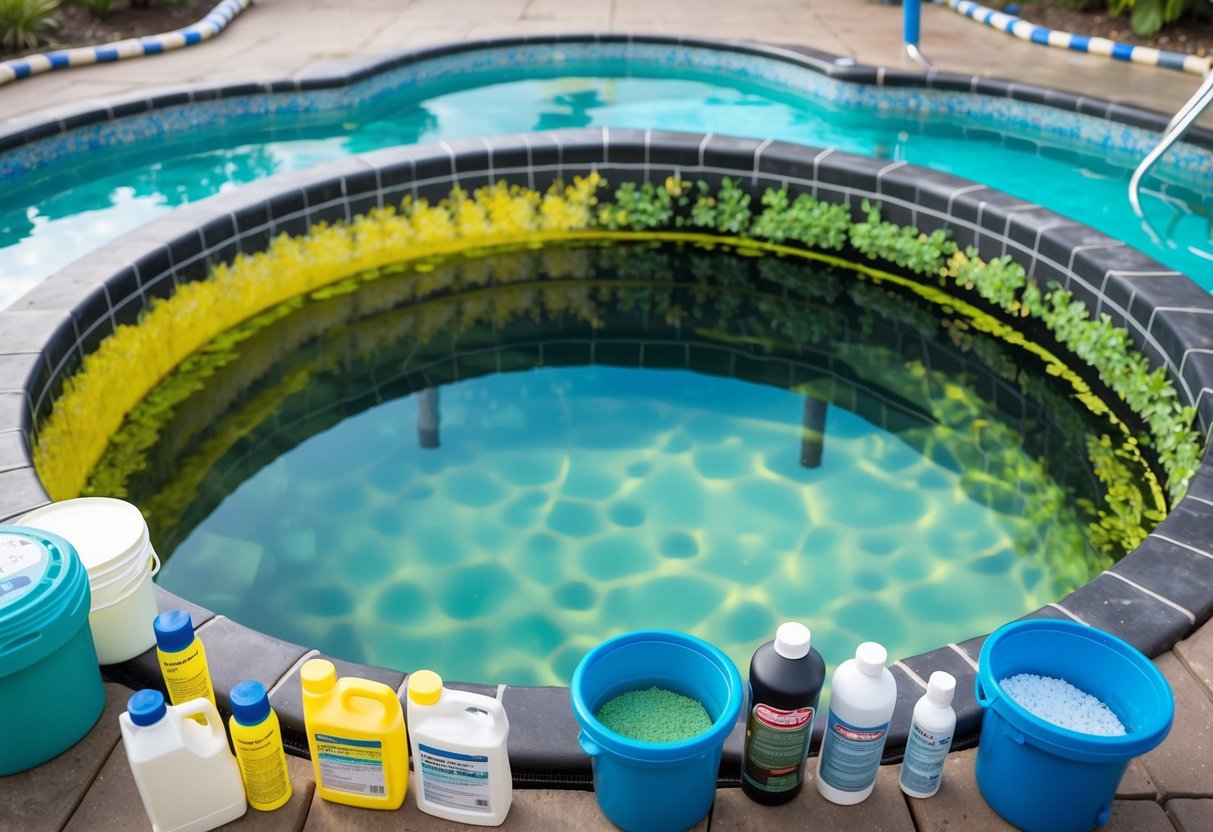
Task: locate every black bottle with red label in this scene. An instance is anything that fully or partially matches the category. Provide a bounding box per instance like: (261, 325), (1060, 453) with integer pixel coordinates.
(741, 622), (827, 805)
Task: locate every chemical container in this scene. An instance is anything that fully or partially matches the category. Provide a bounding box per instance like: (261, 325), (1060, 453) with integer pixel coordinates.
(154, 609), (216, 712)
(301, 658), (408, 809)
(407, 669), (513, 826)
(19, 497), (160, 664)
(0, 525), (105, 775)
(121, 689), (247, 832)
(571, 629), (744, 832)
(899, 670), (956, 798)
(975, 619), (1173, 832)
(816, 641), (897, 805)
(229, 680), (293, 812)
(742, 621), (826, 804)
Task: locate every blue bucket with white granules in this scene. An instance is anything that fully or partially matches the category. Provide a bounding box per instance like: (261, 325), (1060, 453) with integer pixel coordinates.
(975, 620), (1173, 832)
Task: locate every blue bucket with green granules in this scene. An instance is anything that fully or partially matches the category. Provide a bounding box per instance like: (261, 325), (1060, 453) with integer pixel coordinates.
(0, 525), (105, 775)
(571, 630), (744, 832)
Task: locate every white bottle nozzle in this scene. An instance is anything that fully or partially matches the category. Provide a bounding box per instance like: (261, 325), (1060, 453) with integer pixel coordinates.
(926, 671), (956, 707)
(854, 642), (887, 677)
(774, 622), (811, 659)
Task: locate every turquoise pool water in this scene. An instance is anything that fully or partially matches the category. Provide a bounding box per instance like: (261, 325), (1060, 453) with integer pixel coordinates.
(1, 70), (1210, 308)
(112, 244), (1125, 685)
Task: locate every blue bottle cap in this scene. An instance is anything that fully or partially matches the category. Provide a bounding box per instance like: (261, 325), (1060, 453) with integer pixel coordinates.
(128, 689), (167, 726)
(230, 679), (271, 726)
(153, 609), (194, 653)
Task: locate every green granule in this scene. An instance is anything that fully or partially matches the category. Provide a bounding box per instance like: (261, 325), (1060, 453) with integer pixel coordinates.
(596, 686), (712, 742)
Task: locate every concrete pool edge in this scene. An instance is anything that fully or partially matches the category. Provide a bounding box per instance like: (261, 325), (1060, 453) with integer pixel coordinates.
(2, 128), (1211, 785)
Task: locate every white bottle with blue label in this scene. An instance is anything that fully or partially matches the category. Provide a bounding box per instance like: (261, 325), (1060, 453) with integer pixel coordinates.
(899, 671), (956, 798)
(815, 641), (897, 805)
(406, 669), (512, 826)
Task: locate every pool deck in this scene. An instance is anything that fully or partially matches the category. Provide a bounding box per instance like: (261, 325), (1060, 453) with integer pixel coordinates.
(2, 1), (1213, 830)
(4, 615), (1212, 831)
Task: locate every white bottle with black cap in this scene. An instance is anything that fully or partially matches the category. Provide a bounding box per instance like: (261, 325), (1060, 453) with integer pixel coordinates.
(741, 622), (826, 804)
(899, 671), (956, 798)
(815, 641), (897, 805)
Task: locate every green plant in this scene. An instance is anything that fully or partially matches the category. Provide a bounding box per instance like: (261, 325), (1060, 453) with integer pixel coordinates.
(1110, 0), (1191, 35)
(0, 0), (61, 51)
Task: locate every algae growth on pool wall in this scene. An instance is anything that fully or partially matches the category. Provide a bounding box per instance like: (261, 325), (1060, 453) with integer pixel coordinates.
(29, 166), (1198, 690)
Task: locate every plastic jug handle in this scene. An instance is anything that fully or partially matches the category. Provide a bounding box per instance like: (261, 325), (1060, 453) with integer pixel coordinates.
(975, 676), (992, 708)
(342, 680), (401, 720)
(177, 698), (225, 742)
(463, 694), (508, 726)
(578, 731), (600, 757)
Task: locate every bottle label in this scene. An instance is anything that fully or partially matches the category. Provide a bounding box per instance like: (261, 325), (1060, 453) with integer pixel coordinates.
(742, 703), (815, 793)
(314, 734), (387, 796)
(234, 725), (291, 809)
(898, 720), (954, 795)
(417, 743), (492, 813)
(160, 643), (214, 705)
(818, 711), (890, 793)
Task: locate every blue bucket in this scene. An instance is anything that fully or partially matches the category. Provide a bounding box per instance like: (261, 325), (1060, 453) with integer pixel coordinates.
(0, 526), (105, 775)
(571, 630), (744, 832)
(975, 620), (1173, 832)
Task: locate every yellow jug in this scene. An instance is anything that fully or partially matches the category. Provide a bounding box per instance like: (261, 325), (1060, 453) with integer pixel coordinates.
(300, 659), (408, 809)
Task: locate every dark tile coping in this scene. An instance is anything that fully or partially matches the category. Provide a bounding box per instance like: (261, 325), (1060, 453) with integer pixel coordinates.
(0, 34), (1209, 160)
(5, 128), (1213, 786)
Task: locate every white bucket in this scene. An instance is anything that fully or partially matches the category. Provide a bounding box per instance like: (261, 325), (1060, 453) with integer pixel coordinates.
(18, 497), (161, 664)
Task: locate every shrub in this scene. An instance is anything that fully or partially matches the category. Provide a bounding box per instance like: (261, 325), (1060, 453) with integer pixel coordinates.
(71, 0), (114, 16)
(0, 0), (61, 51)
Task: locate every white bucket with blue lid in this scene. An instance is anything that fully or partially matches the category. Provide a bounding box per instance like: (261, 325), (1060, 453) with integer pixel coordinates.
(0, 525), (105, 775)
(19, 497), (161, 665)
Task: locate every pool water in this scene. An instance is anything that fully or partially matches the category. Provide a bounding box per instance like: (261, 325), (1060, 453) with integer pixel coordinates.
(1, 71), (1210, 308)
(110, 244), (1128, 685)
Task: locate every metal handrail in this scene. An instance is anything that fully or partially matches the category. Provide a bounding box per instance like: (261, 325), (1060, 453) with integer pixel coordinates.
(1129, 71), (1213, 222)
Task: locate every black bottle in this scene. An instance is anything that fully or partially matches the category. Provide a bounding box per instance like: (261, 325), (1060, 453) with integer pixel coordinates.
(741, 622), (827, 805)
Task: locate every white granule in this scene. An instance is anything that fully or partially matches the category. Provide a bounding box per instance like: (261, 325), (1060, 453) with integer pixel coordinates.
(999, 673), (1126, 736)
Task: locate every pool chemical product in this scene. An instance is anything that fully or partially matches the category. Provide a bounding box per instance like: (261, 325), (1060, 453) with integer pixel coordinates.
(154, 610), (216, 723)
(571, 629), (745, 832)
(976, 620), (1173, 832)
(18, 497), (160, 664)
(0, 526), (105, 775)
(596, 686), (712, 742)
(816, 641), (897, 805)
(407, 669), (513, 826)
(999, 673), (1126, 735)
(899, 671), (956, 799)
(120, 689), (247, 832)
(229, 680), (293, 811)
(300, 658), (408, 809)
(742, 621), (826, 804)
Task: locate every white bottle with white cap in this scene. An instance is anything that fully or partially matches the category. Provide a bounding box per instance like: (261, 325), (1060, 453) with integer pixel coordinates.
(815, 641), (897, 805)
(899, 671), (956, 798)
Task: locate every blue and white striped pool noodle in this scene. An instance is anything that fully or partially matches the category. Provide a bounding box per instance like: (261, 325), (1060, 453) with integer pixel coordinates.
(948, 0), (1211, 76)
(0, 0), (252, 87)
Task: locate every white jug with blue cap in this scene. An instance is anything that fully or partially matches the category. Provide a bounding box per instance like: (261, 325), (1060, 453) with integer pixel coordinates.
(120, 689), (247, 832)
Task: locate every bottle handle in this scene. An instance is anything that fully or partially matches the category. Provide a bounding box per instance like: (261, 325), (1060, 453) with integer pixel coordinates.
(176, 698), (225, 742)
(974, 677), (992, 708)
(442, 689), (509, 729)
(341, 681), (402, 723)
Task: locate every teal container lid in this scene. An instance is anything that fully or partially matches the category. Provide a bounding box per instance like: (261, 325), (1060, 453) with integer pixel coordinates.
(0, 525), (93, 678)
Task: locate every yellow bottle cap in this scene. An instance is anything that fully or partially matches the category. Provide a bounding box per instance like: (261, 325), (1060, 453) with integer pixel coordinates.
(301, 659), (336, 694)
(408, 670), (443, 705)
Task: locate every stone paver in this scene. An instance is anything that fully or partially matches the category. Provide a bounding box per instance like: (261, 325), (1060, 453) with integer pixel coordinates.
(0, 682), (125, 832)
(62, 740), (314, 832)
(1175, 613), (1213, 702)
(710, 766), (913, 831)
(1118, 760), (1161, 801)
(302, 787), (683, 831)
(1139, 653), (1213, 799)
(1166, 797), (1213, 831)
(0, 0), (1209, 124)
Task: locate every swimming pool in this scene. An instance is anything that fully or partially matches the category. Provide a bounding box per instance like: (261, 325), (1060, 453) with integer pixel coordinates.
(109, 242), (1121, 687)
(1, 39), (1211, 309)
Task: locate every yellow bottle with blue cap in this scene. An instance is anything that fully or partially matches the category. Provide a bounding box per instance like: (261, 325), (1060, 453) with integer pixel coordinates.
(154, 609), (216, 718)
(301, 658), (407, 809)
(229, 679), (293, 811)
